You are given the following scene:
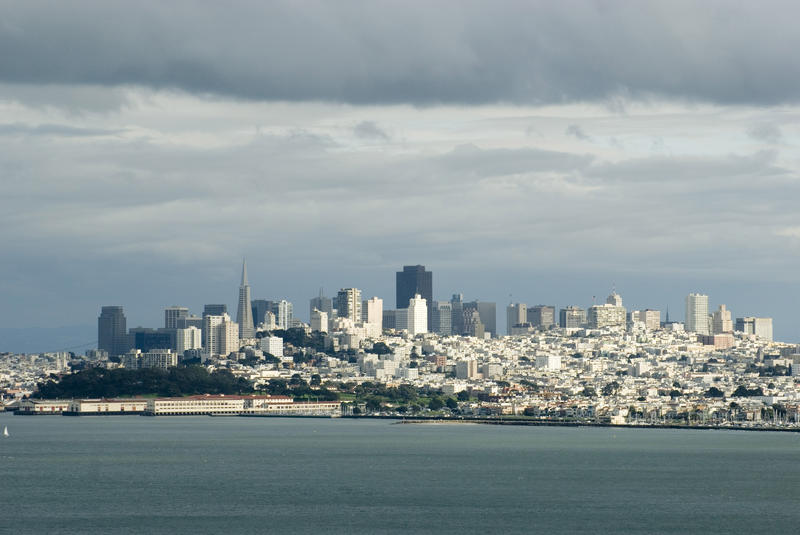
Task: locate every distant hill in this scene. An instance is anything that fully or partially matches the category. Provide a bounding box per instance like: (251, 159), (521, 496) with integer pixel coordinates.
(0, 325), (96, 354)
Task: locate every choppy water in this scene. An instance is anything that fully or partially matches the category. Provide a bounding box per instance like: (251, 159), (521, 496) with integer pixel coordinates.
(2, 413), (799, 534)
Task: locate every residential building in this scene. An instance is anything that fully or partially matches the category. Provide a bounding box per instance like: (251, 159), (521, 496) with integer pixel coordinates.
(456, 359), (478, 379)
(176, 327), (202, 354)
(588, 303), (626, 329)
(336, 288), (362, 323)
(259, 335), (284, 358)
(272, 300), (293, 330)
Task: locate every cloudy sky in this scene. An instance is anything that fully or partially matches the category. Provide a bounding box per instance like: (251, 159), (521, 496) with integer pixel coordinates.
(2, 1), (800, 350)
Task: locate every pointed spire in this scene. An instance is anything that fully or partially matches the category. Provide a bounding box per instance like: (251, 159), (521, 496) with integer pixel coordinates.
(241, 258), (248, 287)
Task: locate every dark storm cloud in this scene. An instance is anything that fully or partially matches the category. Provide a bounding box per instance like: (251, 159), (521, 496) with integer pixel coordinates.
(1, 1), (799, 106)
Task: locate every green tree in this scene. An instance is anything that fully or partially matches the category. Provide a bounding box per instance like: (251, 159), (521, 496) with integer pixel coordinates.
(428, 398), (444, 411)
(445, 397), (458, 410)
(457, 390), (470, 402)
(371, 342), (392, 355)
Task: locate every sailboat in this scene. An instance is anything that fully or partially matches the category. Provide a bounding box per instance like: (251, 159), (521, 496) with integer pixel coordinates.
(3, 426), (8, 437)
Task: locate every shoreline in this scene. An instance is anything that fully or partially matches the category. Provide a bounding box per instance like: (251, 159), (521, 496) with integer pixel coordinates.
(385, 416), (800, 433)
(6, 410), (800, 433)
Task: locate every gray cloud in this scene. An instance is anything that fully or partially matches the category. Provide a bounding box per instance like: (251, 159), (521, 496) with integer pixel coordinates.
(0, 122), (122, 137)
(353, 121), (389, 141)
(747, 123), (783, 144)
(2, 1), (800, 107)
(565, 124), (592, 141)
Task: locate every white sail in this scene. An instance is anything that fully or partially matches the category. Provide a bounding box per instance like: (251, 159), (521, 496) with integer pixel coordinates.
(3, 426), (8, 437)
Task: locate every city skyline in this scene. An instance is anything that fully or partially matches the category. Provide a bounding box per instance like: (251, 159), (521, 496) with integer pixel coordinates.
(0, 257), (788, 353)
(2, 3), (800, 350)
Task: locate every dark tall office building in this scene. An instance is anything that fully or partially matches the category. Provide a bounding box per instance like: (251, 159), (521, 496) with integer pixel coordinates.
(450, 294), (464, 335)
(530, 305), (556, 328)
(463, 300), (496, 337)
(98, 306), (129, 357)
(396, 265), (433, 324)
(203, 304), (228, 317)
(129, 328), (176, 352)
(310, 291), (334, 320)
(251, 299), (271, 327)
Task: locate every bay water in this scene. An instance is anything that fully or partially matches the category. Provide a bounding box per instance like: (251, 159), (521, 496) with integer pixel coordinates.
(2, 413), (799, 534)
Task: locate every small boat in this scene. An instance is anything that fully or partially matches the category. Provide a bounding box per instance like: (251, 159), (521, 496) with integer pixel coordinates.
(3, 426), (8, 437)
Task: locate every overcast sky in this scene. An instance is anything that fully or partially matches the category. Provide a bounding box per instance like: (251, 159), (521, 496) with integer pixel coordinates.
(2, 1), (800, 350)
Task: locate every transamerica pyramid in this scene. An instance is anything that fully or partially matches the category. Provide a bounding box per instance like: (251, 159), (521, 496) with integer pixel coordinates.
(236, 258), (255, 339)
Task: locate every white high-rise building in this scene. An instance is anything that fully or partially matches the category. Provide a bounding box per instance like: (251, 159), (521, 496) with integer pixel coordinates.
(218, 318), (240, 357)
(274, 300), (293, 330)
(311, 308), (328, 333)
(336, 288), (362, 324)
(203, 314), (225, 357)
(365, 297), (383, 331)
(176, 326), (202, 354)
(202, 313), (239, 359)
(259, 335), (284, 358)
(407, 294), (428, 336)
(685, 293), (709, 335)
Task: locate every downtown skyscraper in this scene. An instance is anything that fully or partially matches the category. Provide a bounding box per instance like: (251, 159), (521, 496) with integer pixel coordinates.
(685, 293), (709, 335)
(98, 306), (129, 357)
(396, 265), (433, 324)
(236, 259), (255, 339)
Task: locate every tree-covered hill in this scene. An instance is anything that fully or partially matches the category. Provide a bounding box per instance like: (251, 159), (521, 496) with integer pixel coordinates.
(34, 367), (254, 399)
